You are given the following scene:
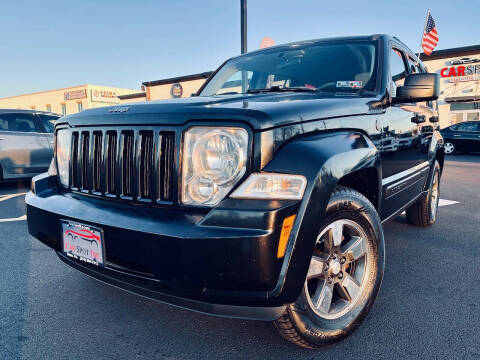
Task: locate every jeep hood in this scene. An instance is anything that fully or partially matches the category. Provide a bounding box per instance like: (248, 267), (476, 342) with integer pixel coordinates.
(60, 92), (381, 131)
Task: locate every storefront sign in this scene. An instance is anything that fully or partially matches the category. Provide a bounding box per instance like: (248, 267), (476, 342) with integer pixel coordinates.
(440, 58), (480, 83)
(90, 89), (120, 104)
(64, 89), (87, 100)
(448, 74), (480, 83)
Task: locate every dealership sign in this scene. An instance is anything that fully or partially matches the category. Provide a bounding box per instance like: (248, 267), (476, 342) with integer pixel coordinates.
(90, 89), (120, 104)
(64, 89), (87, 100)
(440, 58), (480, 83)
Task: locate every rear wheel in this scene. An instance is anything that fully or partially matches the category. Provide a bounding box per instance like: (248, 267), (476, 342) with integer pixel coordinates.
(444, 142), (455, 155)
(406, 161), (440, 227)
(273, 187), (385, 349)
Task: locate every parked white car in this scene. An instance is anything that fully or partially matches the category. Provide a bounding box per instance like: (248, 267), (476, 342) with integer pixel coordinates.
(0, 109), (59, 180)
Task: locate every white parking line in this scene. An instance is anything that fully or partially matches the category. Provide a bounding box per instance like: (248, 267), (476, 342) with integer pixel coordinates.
(401, 198), (459, 215)
(438, 199), (459, 207)
(0, 192), (27, 202)
(0, 214), (26, 222)
(0, 192), (28, 222)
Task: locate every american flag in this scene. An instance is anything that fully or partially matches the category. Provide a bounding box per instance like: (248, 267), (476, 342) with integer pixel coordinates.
(422, 13), (438, 55)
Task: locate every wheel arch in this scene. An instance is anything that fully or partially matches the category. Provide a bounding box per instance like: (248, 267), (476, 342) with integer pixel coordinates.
(262, 130), (381, 302)
(426, 129), (445, 189)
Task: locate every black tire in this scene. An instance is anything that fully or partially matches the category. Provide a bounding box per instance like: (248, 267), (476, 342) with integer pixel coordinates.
(406, 161), (441, 227)
(273, 186), (385, 349)
(443, 141), (455, 155)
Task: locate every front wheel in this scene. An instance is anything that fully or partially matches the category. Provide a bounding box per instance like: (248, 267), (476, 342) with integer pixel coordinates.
(273, 187), (385, 349)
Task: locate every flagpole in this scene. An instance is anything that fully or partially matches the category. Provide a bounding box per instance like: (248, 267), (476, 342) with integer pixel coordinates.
(417, 8), (430, 62)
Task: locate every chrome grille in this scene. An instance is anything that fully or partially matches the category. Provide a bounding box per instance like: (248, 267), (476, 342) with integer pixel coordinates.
(69, 128), (175, 204)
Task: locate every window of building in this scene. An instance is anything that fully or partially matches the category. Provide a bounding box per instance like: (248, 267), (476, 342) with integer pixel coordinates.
(37, 114), (59, 133)
(0, 113), (37, 132)
(450, 102), (480, 111)
(390, 48), (407, 87)
(46, 104), (51, 112)
(450, 113), (464, 125)
(77, 102), (83, 112)
(61, 103), (67, 116)
(466, 112), (479, 121)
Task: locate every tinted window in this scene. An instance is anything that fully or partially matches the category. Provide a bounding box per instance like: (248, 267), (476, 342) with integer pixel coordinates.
(390, 48), (407, 86)
(37, 114), (59, 133)
(200, 41), (379, 95)
(455, 122), (479, 132)
(0, 113), (37, 133)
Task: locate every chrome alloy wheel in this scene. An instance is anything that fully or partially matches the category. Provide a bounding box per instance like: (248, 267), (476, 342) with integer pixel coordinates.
(430, 169), (440, 220)
(444, 142), (455, 154)
(304, 219), (371, 320)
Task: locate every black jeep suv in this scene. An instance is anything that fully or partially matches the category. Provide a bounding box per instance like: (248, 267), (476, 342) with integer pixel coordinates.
(26, 35), (444, 348)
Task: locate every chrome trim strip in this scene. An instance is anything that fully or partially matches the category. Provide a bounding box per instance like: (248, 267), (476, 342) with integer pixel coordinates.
(382, 161), (430, 186)
(385, 167), (429, 198)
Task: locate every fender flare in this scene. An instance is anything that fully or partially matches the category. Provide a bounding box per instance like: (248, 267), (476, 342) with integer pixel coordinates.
(262, 131), (381, 302)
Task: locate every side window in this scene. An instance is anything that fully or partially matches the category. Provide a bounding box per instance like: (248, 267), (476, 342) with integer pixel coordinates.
(37, 114), (59, 133)
(407, 56), (421, 73)
(14, 114), (37, 133)
(456, 122), (478, 132)
(0, 114), (37, 133)
(390, 48), (408, 87)
(0, 116), (9, 131)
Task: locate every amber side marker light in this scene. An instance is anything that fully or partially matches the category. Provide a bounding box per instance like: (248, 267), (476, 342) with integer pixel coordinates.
(277, 215), (296, 258)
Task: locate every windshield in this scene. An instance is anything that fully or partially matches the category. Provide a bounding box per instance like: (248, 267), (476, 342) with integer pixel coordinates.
(200, 41), (379, 96)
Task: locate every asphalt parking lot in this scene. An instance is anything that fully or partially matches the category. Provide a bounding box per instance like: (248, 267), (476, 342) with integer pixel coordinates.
(1, 155), (479, 360)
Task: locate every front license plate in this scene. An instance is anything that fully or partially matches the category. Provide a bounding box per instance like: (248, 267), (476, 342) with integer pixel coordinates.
(62, 221), (105, 266)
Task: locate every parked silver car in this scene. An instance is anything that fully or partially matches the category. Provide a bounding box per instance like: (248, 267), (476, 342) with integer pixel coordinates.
(0, 109), (59, 180)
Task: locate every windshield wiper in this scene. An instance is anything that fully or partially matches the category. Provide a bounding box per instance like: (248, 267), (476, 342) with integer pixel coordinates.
(214, 91), (240, 95)
(247, 86), (318, 94)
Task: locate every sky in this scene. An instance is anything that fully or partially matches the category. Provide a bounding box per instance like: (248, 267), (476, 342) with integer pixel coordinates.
(0, 0), (478, 98)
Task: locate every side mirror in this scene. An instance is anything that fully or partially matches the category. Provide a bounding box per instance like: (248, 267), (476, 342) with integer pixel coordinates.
(394, 73), (440, 103)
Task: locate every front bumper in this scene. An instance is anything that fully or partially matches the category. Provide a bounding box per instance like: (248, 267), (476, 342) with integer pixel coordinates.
(26, 174), (299, 320)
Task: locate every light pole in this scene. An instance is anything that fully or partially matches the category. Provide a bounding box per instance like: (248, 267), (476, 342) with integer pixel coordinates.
(240, 0), (247, 54)
(240, 0), (248, 93)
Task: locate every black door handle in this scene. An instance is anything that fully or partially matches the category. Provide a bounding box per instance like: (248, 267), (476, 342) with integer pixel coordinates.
(411, 115), (426, 124)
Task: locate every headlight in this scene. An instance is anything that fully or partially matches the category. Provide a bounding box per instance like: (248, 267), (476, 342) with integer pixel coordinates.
(181, 127), (248, 206)
(56, 129), (71, 187)
(230, 173), (307, 200)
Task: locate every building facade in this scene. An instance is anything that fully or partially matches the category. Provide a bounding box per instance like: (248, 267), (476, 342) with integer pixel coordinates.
(422, 45), (480, 129)
(141, 72), (212, 101)
(0, 85), (139, 116)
